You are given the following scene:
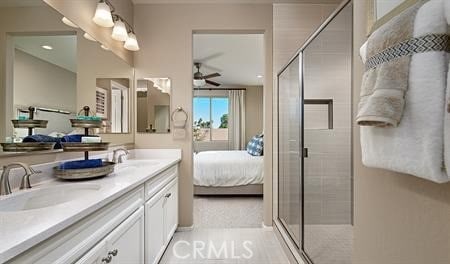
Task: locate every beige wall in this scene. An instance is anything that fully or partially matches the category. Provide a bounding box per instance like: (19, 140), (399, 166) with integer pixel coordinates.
(44, 0), (134, 66)
(133, 3), (273, 227)
(353, 1), (450, 263)
(14, 49), (77, 112)
(245, 86), (264, 144)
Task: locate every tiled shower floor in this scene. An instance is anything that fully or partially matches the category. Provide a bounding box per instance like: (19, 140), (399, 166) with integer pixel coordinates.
(304, 224), (353, 264)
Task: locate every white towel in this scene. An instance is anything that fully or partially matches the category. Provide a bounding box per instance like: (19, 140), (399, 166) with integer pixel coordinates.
(361, 0), (450, 183)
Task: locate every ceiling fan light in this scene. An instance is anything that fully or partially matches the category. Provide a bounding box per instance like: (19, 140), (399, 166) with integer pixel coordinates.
(61, 17), (78, 28)
(92, 1), (114, 27)
(112, 19), (128, 41)
(193, 79), (206, 87)
(124, 32), (140, 51)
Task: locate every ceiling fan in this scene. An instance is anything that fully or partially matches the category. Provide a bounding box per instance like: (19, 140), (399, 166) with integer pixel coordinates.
(193, 62), (221, 87)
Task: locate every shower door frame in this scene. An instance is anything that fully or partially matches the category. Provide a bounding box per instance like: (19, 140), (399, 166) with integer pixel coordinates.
(275, 0), (353, 263)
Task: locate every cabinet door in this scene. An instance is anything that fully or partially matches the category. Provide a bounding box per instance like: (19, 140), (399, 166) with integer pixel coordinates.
(75, 240), (108, 264)
(107, 206), (145, 264)
(164, 179), (178, 243)
(145, 193), (165, 264)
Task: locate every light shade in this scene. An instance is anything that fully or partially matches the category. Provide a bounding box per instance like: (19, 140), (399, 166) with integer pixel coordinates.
(111, 19), (128, 41)
(193, 79), (206, 87)
(124, 32), (140, 51)
(92, 1), (114, 27)
(83, 32), (97, 42)
(61, 17), (78, 28)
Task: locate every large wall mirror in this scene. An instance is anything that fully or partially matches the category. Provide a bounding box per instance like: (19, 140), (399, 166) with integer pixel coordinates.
(136, 78), (171, 133)
(368, 0), (420, 35)
(0, 2), (133, 154)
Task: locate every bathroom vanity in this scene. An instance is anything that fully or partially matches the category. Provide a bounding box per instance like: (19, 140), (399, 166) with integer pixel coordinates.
(0, 149), (181, 264)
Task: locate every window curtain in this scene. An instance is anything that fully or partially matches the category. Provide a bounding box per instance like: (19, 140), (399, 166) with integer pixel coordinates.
(228, 90), (246, 150)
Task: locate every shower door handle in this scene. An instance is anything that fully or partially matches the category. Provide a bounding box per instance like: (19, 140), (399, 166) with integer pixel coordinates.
(303, 148), (309, 158)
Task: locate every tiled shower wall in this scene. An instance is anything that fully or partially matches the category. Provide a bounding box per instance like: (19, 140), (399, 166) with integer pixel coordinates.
(303, 5), (353, 225)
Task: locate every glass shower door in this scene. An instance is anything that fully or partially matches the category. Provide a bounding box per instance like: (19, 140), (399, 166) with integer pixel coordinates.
(303, 2), (353, 264)
(278, 55), (302, 247)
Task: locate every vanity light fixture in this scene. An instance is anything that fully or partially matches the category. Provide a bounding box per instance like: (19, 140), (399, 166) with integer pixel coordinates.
(83, 32), (97, 42)
(92, 0), (114, 27)
(41, 45), (53, 50)
(61, 17), (78, 28)
(92, 0), (140, 51)
(257, 75), (263, 78)
(111, 18), (128, 41)
(124, 32), (139, 51)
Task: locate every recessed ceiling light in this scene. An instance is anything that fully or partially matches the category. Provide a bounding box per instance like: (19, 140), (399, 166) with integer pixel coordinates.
(61, 17), (79, 28)
(83, 32), (97, 42)
(257, 75), (263, 78)
(41, 45), (53, 50)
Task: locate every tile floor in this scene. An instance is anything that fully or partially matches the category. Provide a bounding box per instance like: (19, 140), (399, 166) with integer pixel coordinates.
(304, 224), (352, 264)
(160, 196), (290, 264)
(193, 196), (264, 228)
(160, 228), (290, 264)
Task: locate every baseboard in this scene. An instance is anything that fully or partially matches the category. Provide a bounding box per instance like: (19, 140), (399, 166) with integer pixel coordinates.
(176, 225), (194, 232)
(261, 222), (273, 230)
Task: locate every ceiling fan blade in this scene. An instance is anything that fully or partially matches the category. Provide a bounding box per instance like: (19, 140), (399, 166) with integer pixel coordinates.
(201, 63), (222, 72)
(196, 52), (224, 62)
(205, 79), (221, 86)
(203, 73), (221, 79)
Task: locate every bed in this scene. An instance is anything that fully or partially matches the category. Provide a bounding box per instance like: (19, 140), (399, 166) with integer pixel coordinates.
(194, 150), (264, 195)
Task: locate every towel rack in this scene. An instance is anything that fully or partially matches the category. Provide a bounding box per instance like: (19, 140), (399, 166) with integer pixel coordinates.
(171, 107), (188, 128)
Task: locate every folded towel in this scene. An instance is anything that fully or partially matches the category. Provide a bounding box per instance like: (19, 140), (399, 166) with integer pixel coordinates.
(356, 2), (423, 127)
(76, 115), (102, 121)
(23, 134), (62, 149)
(61, 134), (98, 143)
(59, 159), (103, 170)
(361, 0), (450, 183)
(445, 0), (450, 24)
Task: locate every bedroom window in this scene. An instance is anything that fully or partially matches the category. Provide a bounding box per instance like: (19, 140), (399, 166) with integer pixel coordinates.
(193, 96), (229, 142)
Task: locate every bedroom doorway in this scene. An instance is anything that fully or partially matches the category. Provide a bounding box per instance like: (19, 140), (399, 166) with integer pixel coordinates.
(192, 33), (265, 228)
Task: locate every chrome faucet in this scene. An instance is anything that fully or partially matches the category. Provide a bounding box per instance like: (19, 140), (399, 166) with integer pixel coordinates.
(0, 162), (40, 196)
(112, 148), (129, 163)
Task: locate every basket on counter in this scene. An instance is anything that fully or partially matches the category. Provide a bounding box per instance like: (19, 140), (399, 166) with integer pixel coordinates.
(1, 107), (52, 152)
(54, 106), (114, 180)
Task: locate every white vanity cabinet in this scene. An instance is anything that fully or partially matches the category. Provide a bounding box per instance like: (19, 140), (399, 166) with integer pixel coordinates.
(7, 163), (179, 264)
(76, 207), (145, 264)
(145, 168), (178, 264)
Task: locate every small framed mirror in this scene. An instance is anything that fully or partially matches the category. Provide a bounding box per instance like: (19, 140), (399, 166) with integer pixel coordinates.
(136, 78), (171, 134)
(367, 0), (420, 35)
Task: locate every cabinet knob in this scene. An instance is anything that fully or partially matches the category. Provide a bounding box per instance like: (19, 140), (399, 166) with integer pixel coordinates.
(108, 249), (118, 256)
(101, 255), (112, 263)
(165, 193), (172, 198)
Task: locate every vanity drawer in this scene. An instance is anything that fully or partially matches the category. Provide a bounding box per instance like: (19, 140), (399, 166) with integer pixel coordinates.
(144, 165), (178, 201)
(8, 187), (145, 264)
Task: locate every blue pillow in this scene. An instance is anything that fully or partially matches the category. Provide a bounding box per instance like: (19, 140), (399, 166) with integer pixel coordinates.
(247, 134), (264, 156)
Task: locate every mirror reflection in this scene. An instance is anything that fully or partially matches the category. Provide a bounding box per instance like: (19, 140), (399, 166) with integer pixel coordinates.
(96, 78), (130, 134)
(0, 2), (133, 154)
(13, 34), (77, 139)
(136, 78), (171, 133)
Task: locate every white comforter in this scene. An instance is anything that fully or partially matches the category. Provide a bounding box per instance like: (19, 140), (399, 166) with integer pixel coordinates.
(194, 151), (264, 187)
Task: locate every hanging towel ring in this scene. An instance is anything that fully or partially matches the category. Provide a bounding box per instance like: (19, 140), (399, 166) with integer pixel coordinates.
(171, 107), (188, 128)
